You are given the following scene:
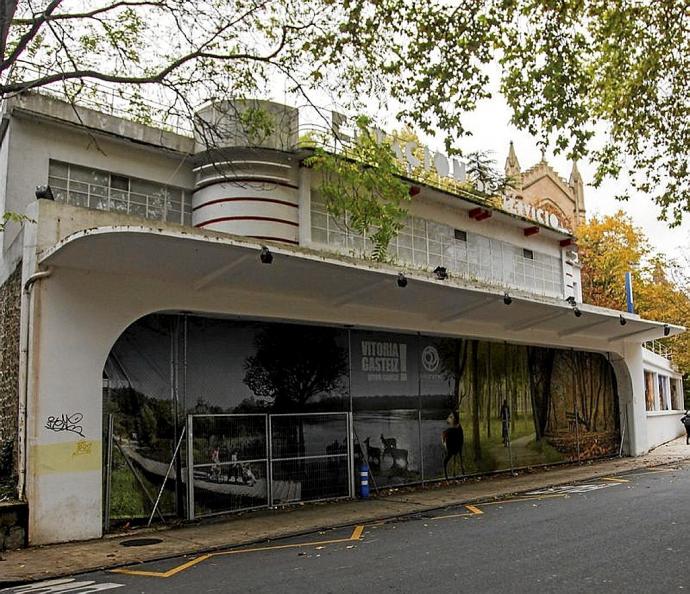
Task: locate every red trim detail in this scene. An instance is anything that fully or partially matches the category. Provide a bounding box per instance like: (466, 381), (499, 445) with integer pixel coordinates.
(193, 197), (298, 212)
(250, 235), (299, 245)
(409, 185), (422, 197)
(469, 207), (483, 219)
(196, 215), (299, 228)
(524, 226), (540, 237)
(469, 208), (492, 221)
(196, 177), (298, 191)
(560, 238), (576, 247)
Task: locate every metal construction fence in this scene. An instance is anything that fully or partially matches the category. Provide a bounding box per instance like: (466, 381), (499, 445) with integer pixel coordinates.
(186, 412), (353, 520)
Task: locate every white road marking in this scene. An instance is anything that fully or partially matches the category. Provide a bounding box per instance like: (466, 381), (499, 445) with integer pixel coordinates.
(2, 578), (124, 593)
(524, 483), (616, 496)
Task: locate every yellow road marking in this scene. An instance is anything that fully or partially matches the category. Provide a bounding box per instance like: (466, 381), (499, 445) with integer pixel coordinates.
(600, 477), (630, 483)
(112, 555), (212, 578)
(111, 525), (365, 579)
(430, 504), (484, 520)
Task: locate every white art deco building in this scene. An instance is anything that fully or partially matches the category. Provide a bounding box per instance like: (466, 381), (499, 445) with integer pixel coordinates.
(0, 92), (684, 546)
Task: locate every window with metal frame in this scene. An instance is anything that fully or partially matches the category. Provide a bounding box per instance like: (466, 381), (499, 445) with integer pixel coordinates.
(48, 160), (192, 225)
(311, 192), (564, 298)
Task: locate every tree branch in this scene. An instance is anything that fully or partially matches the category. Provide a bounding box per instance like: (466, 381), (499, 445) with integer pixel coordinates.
(11, 0), (165, 25)
(0, 26), (289, 95)
(2, 0), (63, 68)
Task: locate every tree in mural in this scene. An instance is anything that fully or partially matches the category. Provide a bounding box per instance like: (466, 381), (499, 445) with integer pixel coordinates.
(470, 340), (482, 462)
(243, 326), (347, 410)
(438, 338), (469, 410)
(438, 338), (483, 463)
(560, 351), (619, 435)
(243, 326), (348, 458)
(527, 347), (555, 441)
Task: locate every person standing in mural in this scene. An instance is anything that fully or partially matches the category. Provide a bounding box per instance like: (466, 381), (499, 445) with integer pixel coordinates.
(210, 446), (221, 482)
(500, 399), (511, 447)
(682, 411), (690, 445)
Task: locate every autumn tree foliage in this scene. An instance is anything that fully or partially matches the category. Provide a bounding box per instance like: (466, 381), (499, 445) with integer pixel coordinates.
(577, 211), (690, 375)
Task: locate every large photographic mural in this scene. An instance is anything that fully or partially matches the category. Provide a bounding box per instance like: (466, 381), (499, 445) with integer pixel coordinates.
(103, 314), (620, 526)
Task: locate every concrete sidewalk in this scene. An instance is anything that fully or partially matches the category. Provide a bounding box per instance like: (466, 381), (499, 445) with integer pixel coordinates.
(1, 438), (689, 586)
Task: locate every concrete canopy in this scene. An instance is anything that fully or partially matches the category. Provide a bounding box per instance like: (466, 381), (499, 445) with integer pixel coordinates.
(26, 221), (680, 544)
(38, 224), (683, 353)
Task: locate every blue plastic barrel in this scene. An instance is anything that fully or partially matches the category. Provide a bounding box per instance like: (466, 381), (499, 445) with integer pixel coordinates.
(359, 464), (369, 498)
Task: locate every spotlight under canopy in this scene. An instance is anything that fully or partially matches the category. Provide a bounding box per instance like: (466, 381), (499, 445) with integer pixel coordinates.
(397, 272), (408, 288)
(259, 245), (273, 264)
(503, 292), (512, 305)
(433, 266), (448, 280)
(619, 314), (627, 326)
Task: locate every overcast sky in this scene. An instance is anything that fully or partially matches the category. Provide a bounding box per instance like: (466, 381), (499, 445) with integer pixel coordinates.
(454, 91), (690, 266)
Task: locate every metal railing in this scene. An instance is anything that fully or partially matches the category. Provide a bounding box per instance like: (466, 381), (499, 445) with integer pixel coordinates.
(643, 340), (673, 361)
(10, 60), (193, 136)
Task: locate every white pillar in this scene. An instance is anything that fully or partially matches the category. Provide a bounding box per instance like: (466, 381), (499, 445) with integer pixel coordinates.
(617, 342), (648, 456)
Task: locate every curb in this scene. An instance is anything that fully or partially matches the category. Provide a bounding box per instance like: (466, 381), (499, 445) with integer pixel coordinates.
(1, 453), (688, 587)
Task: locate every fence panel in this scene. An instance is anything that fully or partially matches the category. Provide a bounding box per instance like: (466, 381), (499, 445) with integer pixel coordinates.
(269, 412), (352, 506)
(187, 414), (269, 520)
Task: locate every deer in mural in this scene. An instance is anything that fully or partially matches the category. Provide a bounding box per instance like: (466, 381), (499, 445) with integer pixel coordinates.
(380, 434), (397, 452)
(363, 437), (382, 469)
(442, 410), (465, 479)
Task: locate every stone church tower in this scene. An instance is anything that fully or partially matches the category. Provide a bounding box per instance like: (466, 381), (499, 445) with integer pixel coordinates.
(504, 142), (586, 232)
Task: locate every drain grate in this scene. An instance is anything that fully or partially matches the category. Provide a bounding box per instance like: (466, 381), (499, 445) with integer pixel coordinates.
(119, 537), (163, 547)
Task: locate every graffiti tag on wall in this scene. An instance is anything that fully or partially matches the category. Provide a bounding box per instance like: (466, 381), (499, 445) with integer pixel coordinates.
(45, 413), (85, 438)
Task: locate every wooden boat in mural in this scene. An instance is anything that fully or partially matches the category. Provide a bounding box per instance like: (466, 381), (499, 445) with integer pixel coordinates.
(121, 444), (301, 501)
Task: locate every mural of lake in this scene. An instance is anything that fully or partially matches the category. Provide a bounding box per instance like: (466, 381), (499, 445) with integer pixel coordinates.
(103, 314), (621, 526)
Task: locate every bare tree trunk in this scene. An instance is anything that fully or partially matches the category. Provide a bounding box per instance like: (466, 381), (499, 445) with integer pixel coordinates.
(486, 343), (491, 439)
(528, 347), (555, 440)
(471, 340), (481, 463)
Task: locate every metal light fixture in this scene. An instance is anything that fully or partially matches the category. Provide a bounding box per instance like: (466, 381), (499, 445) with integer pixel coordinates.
(397, 272), (408, 288)
(664, 324), (670, 337)
(573, 307), (582, 317)
(566, 296), (581, 317)
(259, 246), (273, 264)
(503, 292), (512, 305)
(619, 314), (627, 326)
(433, 266), (448, 280)
(35, 185), (54, 200)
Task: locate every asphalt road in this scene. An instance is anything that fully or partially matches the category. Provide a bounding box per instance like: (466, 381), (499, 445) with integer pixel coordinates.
(6, 464), (690, 593)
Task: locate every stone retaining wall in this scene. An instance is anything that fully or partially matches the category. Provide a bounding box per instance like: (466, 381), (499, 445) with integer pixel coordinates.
(0, 263), (21, 489)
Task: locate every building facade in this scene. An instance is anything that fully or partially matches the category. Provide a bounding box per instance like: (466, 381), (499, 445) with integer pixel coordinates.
(0, 92), (684, 546)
